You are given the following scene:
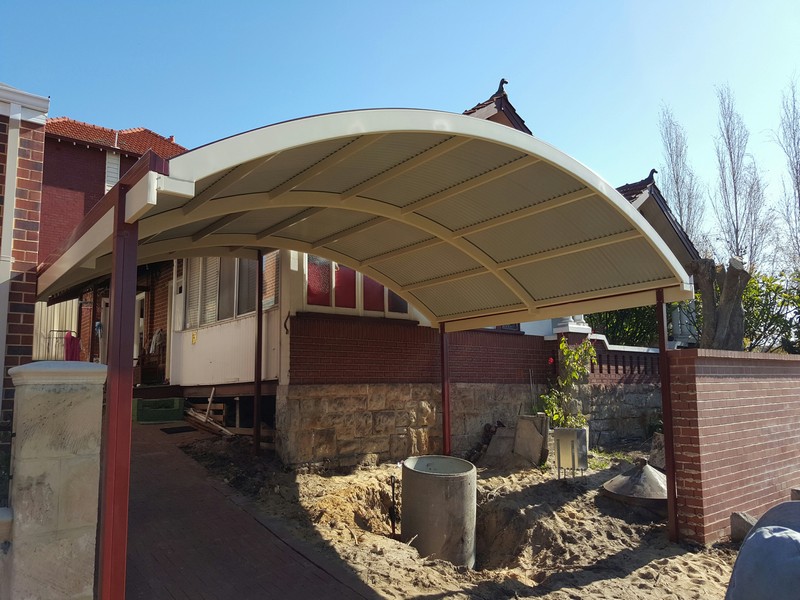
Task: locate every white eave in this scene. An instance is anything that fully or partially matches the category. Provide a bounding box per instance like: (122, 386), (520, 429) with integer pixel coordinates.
(38, 109), (693, 332)
(0, 82), (49, 124)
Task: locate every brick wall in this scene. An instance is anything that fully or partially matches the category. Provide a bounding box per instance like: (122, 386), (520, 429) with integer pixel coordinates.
(42, 139), (105, 213)
(144, 262), (171, 342)
(2, 121), (44, 419)
(40, 139), (141, 263)
(669, 349), (800, 544)
(289, 312), (556, 385)
(0, 116), (7, 215)
(75, 262), (172, 365)
(39, 185), (83, 263)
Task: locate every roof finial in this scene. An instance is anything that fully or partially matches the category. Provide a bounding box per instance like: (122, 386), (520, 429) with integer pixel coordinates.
(646, 168), (658, 183)
(495, 78), (509, 97)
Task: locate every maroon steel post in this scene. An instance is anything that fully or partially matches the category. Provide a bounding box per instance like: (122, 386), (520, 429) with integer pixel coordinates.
(656, 288), (679, 542)
(253, 250), (264, 455)
(99, 186), (138, 598)
(440, 323), (451, 455)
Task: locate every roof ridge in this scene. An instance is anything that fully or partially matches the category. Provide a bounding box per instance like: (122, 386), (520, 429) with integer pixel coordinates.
(46, 116), (117, 135)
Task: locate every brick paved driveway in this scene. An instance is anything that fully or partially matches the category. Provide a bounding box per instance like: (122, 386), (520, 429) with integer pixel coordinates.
(126, 423), (379, 599)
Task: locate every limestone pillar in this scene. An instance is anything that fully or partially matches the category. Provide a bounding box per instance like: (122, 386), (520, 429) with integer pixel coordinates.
(5, 361), (107, 600)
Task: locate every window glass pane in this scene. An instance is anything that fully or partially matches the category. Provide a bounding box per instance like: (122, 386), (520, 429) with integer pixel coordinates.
(184, 258), (201, 329)
(237, 258), (257, 314)
(334, 264), (356, 308)
(262, 251), (280, 308)
(363, 276), (384, 312)
(200, 257), (220, 325)
(307, 255), (332, 306)
(218, 257), (236, 320)
(387, 289), (408, 314)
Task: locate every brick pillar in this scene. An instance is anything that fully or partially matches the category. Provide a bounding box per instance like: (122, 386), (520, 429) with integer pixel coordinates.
(5, 361), (107, 600)
(0, 87), (48, 429)
(1, 119), (45, 418)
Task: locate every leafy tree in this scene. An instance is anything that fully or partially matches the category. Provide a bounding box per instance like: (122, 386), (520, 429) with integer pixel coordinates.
(586, 307), (658, 347)
(686, 270), (798, 352)
(742, 272), (796, 351)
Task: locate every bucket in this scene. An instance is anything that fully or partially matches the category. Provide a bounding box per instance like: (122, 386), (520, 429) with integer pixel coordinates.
(401, 455), (476, 568)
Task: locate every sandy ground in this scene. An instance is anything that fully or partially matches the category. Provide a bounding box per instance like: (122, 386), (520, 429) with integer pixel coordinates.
(184, 436), (736, 599)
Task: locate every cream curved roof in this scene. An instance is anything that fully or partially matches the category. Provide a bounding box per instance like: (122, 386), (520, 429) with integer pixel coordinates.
(39, 109), (692, 332)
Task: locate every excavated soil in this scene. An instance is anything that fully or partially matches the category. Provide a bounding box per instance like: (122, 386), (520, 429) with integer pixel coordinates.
(184, 436), (736, 599)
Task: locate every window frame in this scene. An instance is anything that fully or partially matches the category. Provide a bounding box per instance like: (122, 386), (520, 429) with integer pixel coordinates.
(303, 254), (410, 318)
(183, 256), (261, 330)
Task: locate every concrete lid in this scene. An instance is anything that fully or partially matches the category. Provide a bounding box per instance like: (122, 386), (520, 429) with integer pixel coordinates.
(601, 459), (667, 501)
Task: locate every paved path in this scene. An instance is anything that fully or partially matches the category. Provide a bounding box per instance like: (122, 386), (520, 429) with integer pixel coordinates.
(126, 423), (379, 600)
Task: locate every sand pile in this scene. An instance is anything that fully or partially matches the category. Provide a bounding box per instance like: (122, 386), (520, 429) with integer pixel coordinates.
(185, 437), (736, 599)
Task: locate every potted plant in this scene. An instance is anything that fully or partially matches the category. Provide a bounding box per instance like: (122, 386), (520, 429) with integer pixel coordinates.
(539, 336), (597, 474)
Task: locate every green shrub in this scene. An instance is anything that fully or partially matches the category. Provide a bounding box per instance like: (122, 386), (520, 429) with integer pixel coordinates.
(539, 336), (596, 428)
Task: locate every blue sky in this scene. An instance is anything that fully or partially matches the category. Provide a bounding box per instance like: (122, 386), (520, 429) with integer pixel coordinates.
(3, 1), (799, 199)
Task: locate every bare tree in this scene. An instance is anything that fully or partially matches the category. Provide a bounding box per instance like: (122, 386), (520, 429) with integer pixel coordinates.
(711, 84), (773, 269)
(658, 105), (705, 243)
(777, 79), (800, 267)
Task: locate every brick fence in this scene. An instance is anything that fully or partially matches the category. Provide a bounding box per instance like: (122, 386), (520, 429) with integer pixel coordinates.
(669, 349), (800, 544)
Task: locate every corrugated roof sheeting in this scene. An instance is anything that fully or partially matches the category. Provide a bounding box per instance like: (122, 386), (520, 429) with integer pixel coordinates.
(218, 137), (358, 198)
(210, 206), (315, 236)
(419, 162), (587, 231)
(510, 238), (673, 301)
(274, 208), (375, 244)
(327, 220), (432, 262)
(411, 273), (524, 318)
(465, 196), (633, 263)
(372, 244), (483, 287)
(365, 140), (524, 208)
(144, 218), (221, 242)
(39, 110), (692, 328)
(301, 133), (451, 193)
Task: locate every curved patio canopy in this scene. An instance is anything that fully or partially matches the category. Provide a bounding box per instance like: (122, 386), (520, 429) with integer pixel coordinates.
(38, 109), (693, 332)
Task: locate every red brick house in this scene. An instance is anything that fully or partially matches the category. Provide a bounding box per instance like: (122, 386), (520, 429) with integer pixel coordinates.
(33, 118), (185, 377)
(31, 85), (694, 469)
(8, 82), (797, 553)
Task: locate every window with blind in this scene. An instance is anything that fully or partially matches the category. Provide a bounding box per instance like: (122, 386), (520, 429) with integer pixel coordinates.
(183, 253), (280, 329)
(305, 254), (409, 316)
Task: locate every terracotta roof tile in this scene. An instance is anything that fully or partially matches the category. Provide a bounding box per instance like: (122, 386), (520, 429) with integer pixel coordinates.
(46, 117), (186, 158)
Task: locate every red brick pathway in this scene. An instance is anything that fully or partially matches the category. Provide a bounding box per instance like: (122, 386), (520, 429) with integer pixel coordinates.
(126, 423), (379, 599)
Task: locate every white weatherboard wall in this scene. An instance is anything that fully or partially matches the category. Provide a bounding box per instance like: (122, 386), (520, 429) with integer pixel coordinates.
(170, 310), (280, 386)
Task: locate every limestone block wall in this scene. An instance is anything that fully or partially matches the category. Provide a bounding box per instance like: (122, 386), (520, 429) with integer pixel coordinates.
(3, 361), (106, 600)
(449, 383), (536, 454)
(581, 383), (662, 446)
(276, 382), (537, 466)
